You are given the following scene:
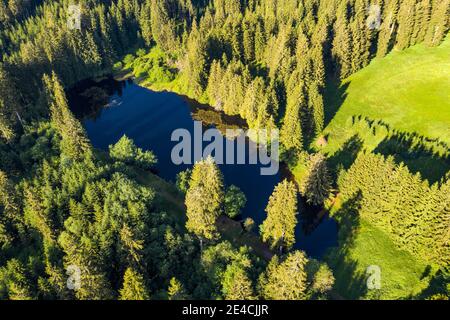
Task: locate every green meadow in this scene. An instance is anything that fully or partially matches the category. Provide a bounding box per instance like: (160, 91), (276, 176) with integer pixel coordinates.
(317, 39), (450, 299)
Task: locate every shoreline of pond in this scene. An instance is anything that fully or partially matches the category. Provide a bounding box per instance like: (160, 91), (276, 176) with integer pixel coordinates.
(68, 75), (339, 259)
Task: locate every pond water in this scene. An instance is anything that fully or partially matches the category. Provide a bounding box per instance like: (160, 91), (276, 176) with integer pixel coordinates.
(68, 77), (338, 259)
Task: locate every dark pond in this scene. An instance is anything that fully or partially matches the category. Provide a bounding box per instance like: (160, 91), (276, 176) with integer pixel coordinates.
(68, 77), (338, 259)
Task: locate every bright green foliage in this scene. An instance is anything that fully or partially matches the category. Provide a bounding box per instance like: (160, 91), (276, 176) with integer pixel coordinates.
(308, 82), (325, 137)
(168, 277), (188, 300)
(224, 185), (247, 219)
(0, 259), (34, 300)
(185, 21), (207, 97)
(109, 135), (157, 169)
(396, 0), (417, 50)
(185, 157), (224, 240)
(119, 268), (150, 300)
(260, 180), (298, 252)
(201, 241), (253, 299)
(425, 0), (450, 46)
(243, 218), (255, 233)
(377, 0), (400, 57)
(222, 263), (256, 300)
(127, 47), (175, 83)
(175, 169), (192, 194)
(332, 3), (353, 79)
(259, 251), (309, 300)
(311, 264), (335, 295)
(280, 71), (305, 153)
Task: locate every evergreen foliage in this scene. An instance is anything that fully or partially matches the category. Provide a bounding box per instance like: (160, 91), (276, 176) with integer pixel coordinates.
(260, 180), (298, 252)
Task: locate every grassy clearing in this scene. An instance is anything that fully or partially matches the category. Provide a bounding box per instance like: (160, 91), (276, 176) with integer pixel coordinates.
(318, 40), (450, 299)
(317, 38), (450, 184)
(326, 209), (435, 300)
(116, 47), (209, 103)
(322, 38), (450, 149)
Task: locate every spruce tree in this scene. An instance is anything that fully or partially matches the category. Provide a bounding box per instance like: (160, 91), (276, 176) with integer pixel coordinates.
(259, 251), (309, 300)
(299, 153), (331, 206)
(222, 265), (256, 300)
(308, 82), (325, 137)
(395, 0), (417, 50)
(43, 72), (92, 160)
(332, 3), (353, 79)
(168, 277), (188, 300)
(377, 0), (400, 57)
(119, 268), (150, 300)
(185, 156), (224, 243)
(280, 71), (305, 153)
(260, 179), (298, 252)
(424, 0), (450, 46)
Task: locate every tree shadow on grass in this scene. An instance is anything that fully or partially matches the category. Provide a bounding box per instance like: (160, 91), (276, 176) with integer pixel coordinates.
(328, 134), (364, 178)
(372, 128), (450, 185)
(344, 115), (449, 184)
(409, 268), (450, 299)
(323, 78), (350, 129)
(326, 191), (368, 299)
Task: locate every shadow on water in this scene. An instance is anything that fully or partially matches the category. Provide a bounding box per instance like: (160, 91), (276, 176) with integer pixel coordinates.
(281, 167), (338, 259)
(67, 76), (131, 120)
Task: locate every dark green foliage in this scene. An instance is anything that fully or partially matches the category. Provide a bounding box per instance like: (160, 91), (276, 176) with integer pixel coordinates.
(0, 0), (447, 301)
(224, 185), (247, 219)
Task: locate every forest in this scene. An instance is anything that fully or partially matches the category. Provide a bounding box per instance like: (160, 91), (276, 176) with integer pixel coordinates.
(0, 0), (449, 300)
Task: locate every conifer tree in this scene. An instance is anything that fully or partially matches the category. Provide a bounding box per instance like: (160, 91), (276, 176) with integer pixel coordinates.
(299, 153), (331, 206)
(424, 0), (450, 46)
(243, 20), (255, 62)
(254, 21), (266, 61)
(185, 156), (224, 243)
(168, 277), (188, 300)
(151, 0), (176, 52)
(0, 65), (21, 141)
(377, 0), (400, 57)
(280, 71), (305, 153)
(139, 0), (153, 46)
(312, 264), (335, 295)
(332, 3), (353, 79)
(43, 72), (92, 160)
(308, 82), (325, 137)
(119, 268), (150, 300)
(411, 0), (432, 45)
(260, 179), (298, 252)
(396, 0), (417, 50)
(259, 251), (309, 300)
(222, 264), (256, 300)
(185, 21), (207, 98)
